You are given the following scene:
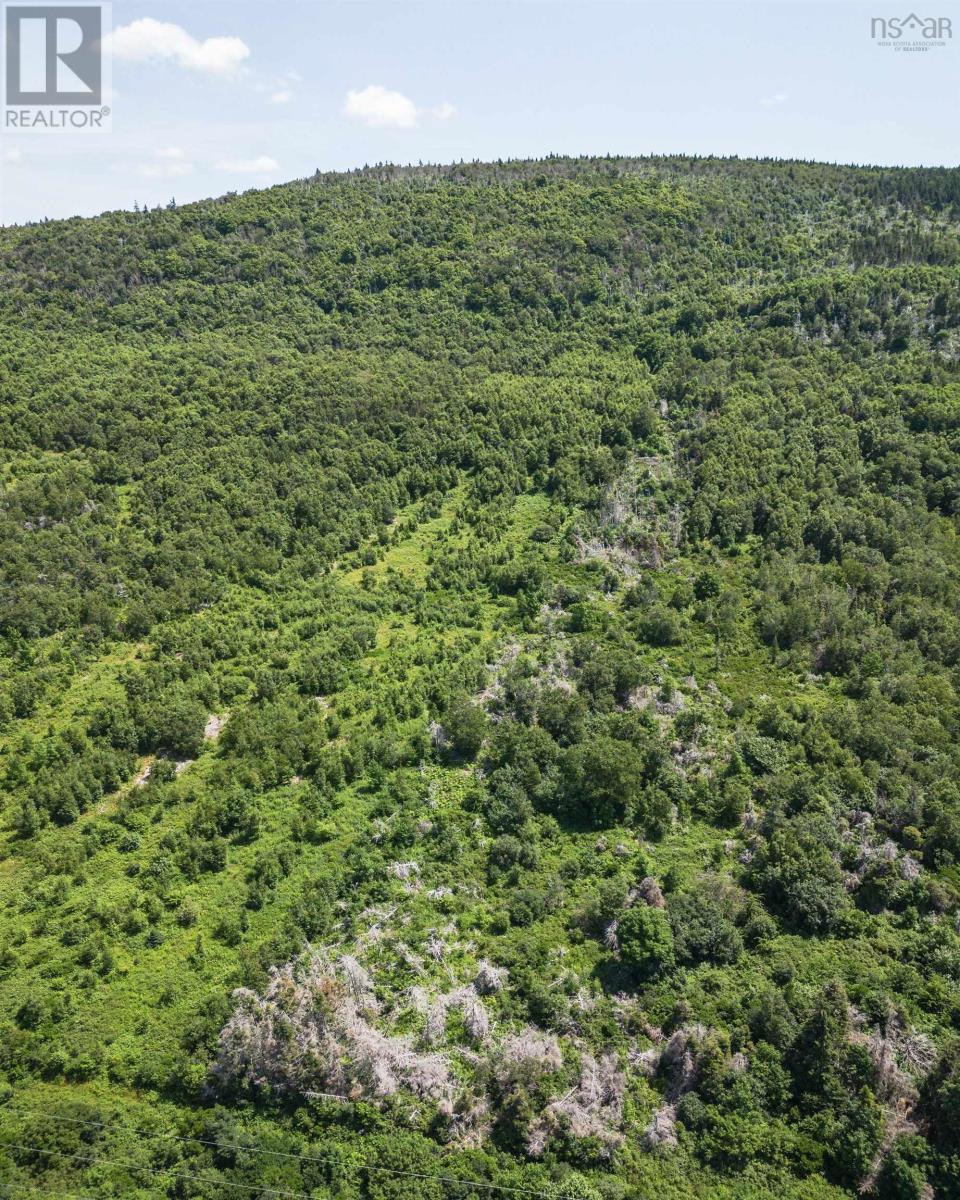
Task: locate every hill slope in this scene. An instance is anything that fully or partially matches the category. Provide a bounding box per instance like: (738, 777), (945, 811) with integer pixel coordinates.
(0, 156), (959, 1200)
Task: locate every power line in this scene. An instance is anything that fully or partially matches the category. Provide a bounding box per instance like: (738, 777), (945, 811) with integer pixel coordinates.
(0, 1139), (313, 1200)
(367, 1164), (551, 1197)
(0, 1108), (555, 1198)
(4, 1186), (98, 1200)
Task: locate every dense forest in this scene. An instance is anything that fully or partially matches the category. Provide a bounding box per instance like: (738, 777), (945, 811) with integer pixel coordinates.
(0, 154), (959, 1200)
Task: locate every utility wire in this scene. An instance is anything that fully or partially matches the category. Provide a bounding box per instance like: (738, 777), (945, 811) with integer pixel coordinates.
(0, 1139), (314, 1200)
(0, 1107), (556, 1197)
(4, 1186), (105, 1200)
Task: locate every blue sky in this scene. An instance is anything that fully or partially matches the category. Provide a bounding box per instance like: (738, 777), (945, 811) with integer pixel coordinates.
(1, 0), (958, 225)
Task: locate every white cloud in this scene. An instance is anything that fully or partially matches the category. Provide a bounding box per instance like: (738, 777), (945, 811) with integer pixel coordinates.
(136, 146), (193, 178)
(344, 85), (418, 129)
(104, 18), (250, 76)
(431, 102), (457, 121)
(215, 155), (279, 174)
(254, 70), (299, 106)
(760, 92), (788, 107)
(138, 161), (193, 179)
(2, 146), (23, 164)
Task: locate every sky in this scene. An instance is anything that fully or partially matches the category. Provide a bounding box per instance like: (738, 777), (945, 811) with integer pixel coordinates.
(0, 0), (958, 225)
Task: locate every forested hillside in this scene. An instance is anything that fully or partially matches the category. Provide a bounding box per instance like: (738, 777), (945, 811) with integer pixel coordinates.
(0, 155), (959, 1200)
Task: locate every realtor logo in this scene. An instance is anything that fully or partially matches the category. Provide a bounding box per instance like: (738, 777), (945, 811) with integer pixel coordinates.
(6, 5), (101, 102)
(870, 13), (953, 48)
(3, 3), (110, 129)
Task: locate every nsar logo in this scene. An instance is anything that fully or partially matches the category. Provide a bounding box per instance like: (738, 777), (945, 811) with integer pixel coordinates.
(871, 12), (953, 43)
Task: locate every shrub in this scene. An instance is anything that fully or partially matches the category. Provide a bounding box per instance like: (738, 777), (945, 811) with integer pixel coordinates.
(668, 891), (743, 965)
(444, 694), (488, 759)
(617, 905), (675, 976)
(561, 737), (646, 828)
